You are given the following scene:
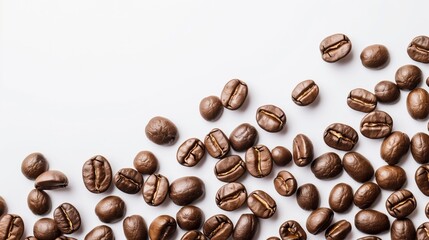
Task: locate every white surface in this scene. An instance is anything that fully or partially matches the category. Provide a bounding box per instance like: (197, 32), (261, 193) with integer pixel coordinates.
(1, 1), (429, 239)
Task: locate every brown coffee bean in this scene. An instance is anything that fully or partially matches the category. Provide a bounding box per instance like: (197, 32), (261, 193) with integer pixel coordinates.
(354, 182), (381, 209)
(145, 116), (178, 145)
(291, 79), (319, 106)
(411, 132), (429, 164)
(149, 215), (176, 240)
(407, 88), (429, 119)
(395, 64), (422, 90)
(311, 152), (342, 179)
(279, 220), (306, 240)
(306, 207), (334, 235)
(416, 165), (429, 196)
(375, 165), (406, 190)
(323, 123), (359, 151)
(407, 35), (429, 63)
(374, 80), (400, 103)
(347, 88), (377, 112)
(296, 183), (319, 211)
(0, 214), (24, 240)
(342, 152), (374, 183)
(143, 174), (169, 206)
(386, 189), (417, 219)
(53, 203), (81, 234)
(199, 95), (223, 121)
(256, 105), (286, 132)
(133, 150), (158, 175)
(354, 209), (390, 234)
(214, 155), (246, 182)
(360, 44), (389, 68)
(114, 168), (143, 194)
(229, 123), (258, 152)
(273, 170), (297, 196)
(245, 144), (273, 178)
(391, 218), (416, 240)
(169, 176), (204, 206)
(33, 218), (61, 240)
(123, 215), (148, 240)
(320, 33), (352, 62)
(247, 190), (276, 219)
(381, 131), (410, 165)
(417, 222), (429, 240)
(84, 225), (114, 240)
(95, 195), (126, 223)
(0, 197), (5, 217)
(360, 110), (393, 139)
(176, 206), (204, 231)
(329, 183), (353, 213)
(181, 230), (207, 240)
(82, 155), (112, 194)
(21, 152), (49, 180)
(204, 128), (230, 159)
(220, 79), (248, 110)
(232, 214), (258, 240)
(215, 182), (247, 211)
(35, 170), (68, 190)
(271, 146), (292, 166)
(203, 214), (233, 240)
(176, 138), (205, 167)
(27, 189), (51, 215)
(325, 219), (351, 240)
(292, 134), (314, 167)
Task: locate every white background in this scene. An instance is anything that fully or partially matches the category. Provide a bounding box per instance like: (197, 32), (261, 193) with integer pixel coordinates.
(1, 1), (429, 239)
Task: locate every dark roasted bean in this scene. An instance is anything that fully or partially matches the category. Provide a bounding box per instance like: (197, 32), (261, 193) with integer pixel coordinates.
(380, 131), (410, 165)
(347, 88), (377, 112)
(82, 155), (112, 193)
(21, 152), (49, 180)
(360, 44), (389, 68)
(296, 183), (319, 211)
(273, 170), (297, 196)
(145, 116), (178, 145)
(143, 174), (169, 206)
(292, 134), (314, 167)
(375, 165), (406, 191)
(329, 183), (353, 213)
(114, 168), (143, 194)
(256, 105), (287, 132)
(232, 214), (258, 240)
(176, 138), (205, 167)
(204, 128), (230, 159)
(395, 64), (422, 90)
(247, 190), (276, 219)
(391, 218), (416, 240)
(342, 152), (374, 183)
(203, 214), (233, 240)
(354, 182), (381, 209)
(360, 110), (393, 139)
(149, 215), (176, 240)
(386, 189), (417, 219)
(374, 80), (400, 103)
(354, 209), (390, 234)
(306, 207), (334, 235)
(54, 203), (81, 234)
(214, 155), (246, 182)
(407, 35), (429, 63)
(0, 214), (24, 240)
(169, 176), (204, 206)
(35, 170), (68, 190)
(323, 123), (358, 151)
(245, 145), (273, 178)
(220, 79), (248, 110)
(325, 219), (351, 240)
(229, 123), (258, 152)
(215, 182), (247, 211)
(279, 220), (306, 240)
(320, 33), (352, 62)
(291, 80), (319, 106)
(311, 152), (342, 179)
(123, 215), (148, 240)
(84, 225), (114, 240)
(411, 132), (429, 164)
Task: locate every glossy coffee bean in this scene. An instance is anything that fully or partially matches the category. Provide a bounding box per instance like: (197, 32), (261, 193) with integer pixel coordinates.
(54, 203), (81, 234)
(416, 165), (429, 196)
(82, 155), (112, 194)
(279, 220), (306, 240)
(204, 128), (230, 159)
(149, 215), (177, 240)
(214, 155), (246, 182)
(33, 218), (61, 240)
(342, 152), (374, 183)
(176, 138), (205, 167)
(306, 207), (334, 235)
(114, 168), (143, 194)
(169, 176), (204, 206)
(360, 44), (389, 68)
(247, 190), (276, 219)
(408, 35), (429, 63)
(320, 33), (352, 62)
(203, 214), (233, 240)
(95, 195), (126, 223)
(291, 79), (319, 106)
(181, 230), (207, 240)
(417, 222), (429, 240)
(354, 209), (390, 234)
(381, 131), (410, 165)
(256, 105), (287, 132)
(271, 146), (292, 166)
(220, 79), (248, 110)
(215, 182), (247, 211)
(323, 123), (358, 151)
(176, 206), (204, 231)
(311, 152), (342, 179)
(143, 174), (169, 206)
(229, 123), (258, 151)
(21, 152), (49, 180)
(292, 134), (314, 167)
(273, 170), (297, 196)
(0, 214), (24, 240)
(329, 183), (353, 213)
(145, 116), (178, 145)
(360, 110), (393, 139)
(27, 189), (51, 215)
(347, 88), (377, 112)
(245, 145), (273, 178)
(391, 218), (416, 240)
(411, 132), (429, 164)
(407, 88), (429, 119)
(375, 165), (406, 190)
(84, 225), (114, 240)
(199, 95), (223, 121)
(296, 183), (319, 211)
(133, 150), (158, 175)
(386, 189), (417, 219)
(325, 219), (351, 240)
(395, 64), (422, 90)
(0, 197), (5, 217)
(232, 214), (258, 240)
(354, 182), (381, 209)
(123, 215), (148, 240)
(374, 80), (400, 103)
(35, 170), (68, 190)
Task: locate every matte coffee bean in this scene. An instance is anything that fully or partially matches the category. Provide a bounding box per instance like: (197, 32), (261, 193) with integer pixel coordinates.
(35, 170), (68, 190)
(220, 79), (248, 110)
(149, 215), (177, 240)
(33, 218), (61, 240)
(176, 206), (204, 230)
(325, 219), (351, 240)
(417, 222), (429, 240)
(291, 79), (319, 106)
(292, 134), (314, 167)
(229, 123), (258, 151)
(306, 207), (334, 235)
(408, 35), (429, 63)
(27, 189), (51, 215)
(279, 220), (306, 240)
(296, 183), (319, 210)
(354, 209), (390, 234)
(199, 95), (223, 121)
(391, 218), (416, 240)
(320, 33), (352, 62)
(0, 214), (24, 240)
(95, 195), (125, 223)
(271, 146), (292, 166)
(145, 116), (178, 145)
(329, 183), (353, 213)
(169, 176), (204, 206)
(395, 64), (422, 90)
(360, 110), (393, 139)
(215, 182), (247, 211)
(123, 215), (148, 240)
(82, 155), (112, 194)
(347, 88), (377, 112)
(354, 182), (381, 209)
(114, 168), (143, 194)
(360, 44), (389, 68)
(133, 150), (158, 175)
(84, 225), (114, 240)
(311, 152), (342, 179)
(374, 80), (400, 103)
(407, 88), (429, 119)
(204, 128), (230, 159)
(357, 237), (382, 240)
(176, 138), (205, 167)
(256, 104), (286, 132)
(411, 132), (429, 164)
(143, 174), (169, 206)
(375, 165), (406, 190)
(214, 155), (246, 182)
(181, 230), (207, 240)
(386, 189), (417, 218)
(381, 131), (410, 165)
(323, 123), (358, 151)
(342, 152), (374, 183)
(21, 152), (49, 180)
(273, 170), (297, 196)
(247, 190), (276, 219)
(203, 214), (233, 240)
(416, 165), (429, 196)
(232, 214), (258, 240)
(0, 197), (5, 217)
(53, 203), (81, 234)
(245, 145), (273, 177)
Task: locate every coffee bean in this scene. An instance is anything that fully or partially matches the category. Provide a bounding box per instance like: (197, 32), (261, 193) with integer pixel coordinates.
(386, 189), (417, 218)
(0, 214), (24, 240)
(181, 230), (207, 240)
(35, 170), (68, 190)
(407, 88), (429, 119)
(84, 225), (114, 240)
(411, 132), (429, 164)
(203, 214), (233, 240)
(374, 80), (400, 103)
(123, 215), (148, 240)
(291, 80), (319, 106)
(21, 152), (49, 180)
(381, 131), (410, 165)
(82, 155), (112, 194)
(323, 123), (359, 151)
(33, 218), (61, 240)
(145, 116), (178, 145)
(273, 170), (297, 196)
(0, 197), (5, 217)
(271, 146), (292, 166)
(395, 64), (422, 90)
(204, 128), (230, 159)
(306, 207), (334, 235)
(354, 209), (390, 234)
(247, 190), (276, 219)
(426, 202), (429, 218)
(95, 195), (125, 223)
(417, 222), (429, 240)
(325, 220), (351, 240)
(311, 152), (342, 179)
(133, 150), (158, 175)
(279, 220), (306, 240)
(375, 165), (406, 190)
(199, 95), (223, 121)
(296, 183), (319, 211)
(407, 35), (429, 63)
(232, 214), (258, 240)
(27, 189), (51, 215)
(391, 218), (416, 240)
(245, 145), (273, 177)
(143, 174), (169, 206)
(292, 134), (314, 167)
(220, 79), (248, 110)
(256, 105), (286, 132)
(357, 237), (382, 240)
(176, 138), (205, 167)
(176, 206), (204, 231)
(229, 123), (258, 151)
(149, 215), (176, 240)
(53, 203), (81, 234)
(320, 33), (352, 62)
(353, 182), (381, 209)
(360, 44), (389, 68)
(416, 165), (429, 196)
(169, 176), (204, 206)
(214, 155), (246, 182)
(342, 152), (374, 183)
(360, 110), (393, 139)
(114, 168), (143, 194)
(347, 88), (377, 112)
(329, 183), (353, 213)
(215, 182), (247, 211)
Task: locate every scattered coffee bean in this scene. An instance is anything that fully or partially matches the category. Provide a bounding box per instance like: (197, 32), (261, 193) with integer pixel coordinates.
(256, 104), (287, 132)
(169, 176), (204, 206)
(0, 197), (5, 217)
(347, 88), (377, 112)
(380, 131), (410, 165)
(204, 128), (230, 159)
(176, 138), (205, 167)
(291, 79), (319, 106)
(123, 215), (148, 240)
(360, 110), (393, 139)
(21, 152), (49, 180)
(82, 155), (112, 194)
(143, 173), (169, 206)
(214, 155), (246, 182)
(199, 95), (223, 121)
(229, 123), (258, 151)
(306, 207), (334, 235)
(325, 219), (351, 240)
(181, 230), (207, 240)
(386, 189), (417, 218)
(114, 168), (143, 194)
(176, 206), (204, 231)
(411, 132), (429, 164)
(84, 225), (114, 240)
(145, 116), (178, 145)
(95, 195), (125, 223)
(220, 79), (248, 110)
(271, 146), (292, 166)
(245, 144), (273, 177)
(417, 222), (429, 240)
(292, 134), (314, 167)
(320, 33), (352, 62)
(311, 152), (342, 179)
(354, 209), (390, 234)
(342, 151), (374, 183)
(416, 165), (429, 196)
(0, 214), (24, 240)
(391, 218), (416, 240)
(54, 203), (81, 234)
(407, 88), (429, 119)
(232, 213), (258, 240)
(407, 35), (429, 63)
(35, 170), (68, 190)
(279, 220), (306, 240)
(360, 44), (389, 68)
(215, 182), (247, 211)
(203, 214), (233, 240)
(27, 189), (51, 215)
(323, 123), (359, 151)
(353, 182), (381, 209)
(374, 80), (400, 103)
(395, 64), (422, 90)
(296, 183), (319, 211)
(149, 215), (177, 240)
(329, 183), (353, 213)
(133, 150), (158, 175)
(375, 165), (406, 190)
(247, 190), (276, 219)
(273, 170), (297, 196)
(33, 218), (61, 240)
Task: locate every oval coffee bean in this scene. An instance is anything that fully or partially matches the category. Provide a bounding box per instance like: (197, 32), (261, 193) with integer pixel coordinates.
(296, 183), (319, 211)
(176, 138), (205, 167)
(353, 182), (381, 209)
(380, 131), (410, 165)
(27, 189), (51, 215)
(176, 206), (204, 231)
(82, 155), (112, 194)
(0, 197), (5, 217)
(123, 215), (148, 240)
(204, 128), (230, 159)
(408, 35), (429, 63)
(84, 225), (114, 240)
(342, 152), (374, 183)
(291, 79), (319, 106)
(149, 215), (176, 240)
(256, 104), (286, 132)
(407, 88), (429, 119)
(374, 80), (400, 103)
(35, 170), (68, 190)
(354, 209), (390, 234)
(247, 190), (276, 219)
(417, 222), (429, 240)
(215, 182), (247, 211)
(271, 146), (292, 166)
(220, 79), (248, 110)
(411, 132), (429, 164)
(416, 165), (429, 196)
(203, 214), (233, 240)
(53, 203), (81, 234)
(310, 152), (342, 179)
(347, 88), (377, 112)
(232, 214), (258, 240)
(306, 207), (334, 235)
(33, 218), (61, 240)
(145, 116), (178, 145)
(114, 168), (143, 194)
(143, 174), (169, 206)
(21, 152), (49, 180)
(395, 64), (422, 90)
(199, 95), (223, 121)
(245, 145), (273, 178)
(360, 110), (393, 139)
(95, 195), (126, 223)
(386, 189), (417, 219)
(229, 123), (258, 152)
(0, 214), (24, 240)
(391, 218), (416, 240)
(214, 155), (246, 182)
(323, 123), (358, 151)
(360, 44), (389, 68)
(375, 165), (406, 190)
(279, 220), (306, 240)
(133, 150), (158, 175)
(325, 219), (351, 240)
(273, 170), (297, 196)
(320, 33), (352, 62)
(181, 230), (207, 240)
(292, 134), (314, 167)
(329, 183), (353, 213)
(169, 176), (204, 206)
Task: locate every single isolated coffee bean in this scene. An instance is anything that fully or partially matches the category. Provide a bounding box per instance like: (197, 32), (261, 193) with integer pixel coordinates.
(417, 222), (429, 240)
(407, 88), (429, 119)
(82, 155), (112, 194)
(271, 146), (292, 166)
(360, 110), (393, 139)
(391, 218), (416, 240)
(347, 88), (377, 112)
(84, 225), (114, 240)
(416, 165), (429, 196)
(354, 182), (381, 209)
(329, 183), (353, 213)
(0, 214), (24, 240)
(204, 128), (230, 159)
(374, 80), (400, 103)
(247, 190), (276, 219)
(181, 230), (207, 240)
(296, 183), (319, 211)
(114, 168), (143, 194)
(214, 155), (246, 182)
(320, 33), (352, 62)
(342, 152), (374, 183)
(232, 214), (258, 240)
(273, 170), (297, 196)
(27, 189), (51, 215)
(395, 64), (422, 90)
(143, 174), (169, 206)
(123, 215), (148, 240)
(0, 197), (5, 216)
(176, 206), (204, 231)
(54, 203), (81, 234)
(220, 79), (248, 110)
(35, 170), (68, 190)
(291, 79), (319, 106)
(145, 116), (178, 145)
(215, 182), (247, 211)
(386, 189), (417, 219)
(325, 219), (352, 240)
(354, 209), (390, 234)
(292, 134), (314, 167)
(176, 138), (205, 167)
(245, 144), (273, 178)
(411, 132), (429, 164)
(323, 123), (359, 151)
(199, 95), (223, 121)
(256, 104), (287, 133)
(311, 152), (342, 179)
(306, 207), (334, 235)
(375, 165), (406, 190)
(279, 220), (306, 240)
(229, 123), (258, 151)
(169, 176), (204, 206)
(95, 195), (126, 223)
(149, 215), (177, 240)
(407, 35), (429, 63)
(33, 218), (61, 240)
(360, 44), (389, 68)
(21, 152), (49, 180)
(203, 214), (233, 240)
(380, 131), (410, 165)
(133, 150), (158, 175)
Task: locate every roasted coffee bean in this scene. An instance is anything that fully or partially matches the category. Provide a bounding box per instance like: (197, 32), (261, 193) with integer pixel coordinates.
(271, 146), (292, 166)
(395, 64), (422, 90)
(247, 190), (276, 219)
(391, 218), (416, 240)
(53, 203), (81, 234)
(408, 35), (429, 63)
(199, 95), (223, 121)
(320, 33), (352, 62)
(27, 189), (51, 215)
(220, 79), (248, 110)
(416, 165), (429, 196)
(292, 134), (314, 167)
(149, 215), (176, 240)
(176, 138), (205, 167)
(215, 182), (247, 211)
(381, 131), (410, 165)
(342, 152), (374, 183)
(95, 195), (125, 223)
(411, 132), (429, 164)
(245, 145), (273, 177)
(0, 197), (5, 217)
(33, 218), (61, 240)
(256, 105), (286, 132)
(203, 214), (233, 240)
(325, 219), (351, 240)
(143, 174), (169, 206)
(323, 123), (358, 151)
(291, 80), (319, 106)
(145, 116), (178, 145)
(176, 206), (204, 231)
(374, 80), (400, 103)
(386, 189), (417, 218)
(347, 88), (377, 112)
(0, 214), (24, 240)
(82, 155), (112, 194)
(357, 237), (382, 240)
(123, 215), (148, 240)
(204, 128), (230, 159)
(35, 170), (68, 190)
(181, 230), (207, 240)
(426, 202), (429, 218)
(229, 123), (258, 151)
(84, 225), (114, 240)
(329, 183), (353, 213)
(353, 182), (381, 209)
(114, 168), (143, 194)
(375, 165), (406, 190)
(360, 110), (393, 139)
(354, 209), (390, 234)
(296, 183), (319, 211)
(360, 44), (389, 68)
(407, 88), (429, 119)
(214, 155), (246, 182)
(417, 222), (429, 240)
(306, 207), (334, 235)
(274, 170), (297, 196)
(232, 214), (258, 240)
(133, 150), (158, 175)
(169, 176), (204, 206)
(279, 220), (306, 240)
(310, 152), (342, 179)
(21, 152), (49, 180)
